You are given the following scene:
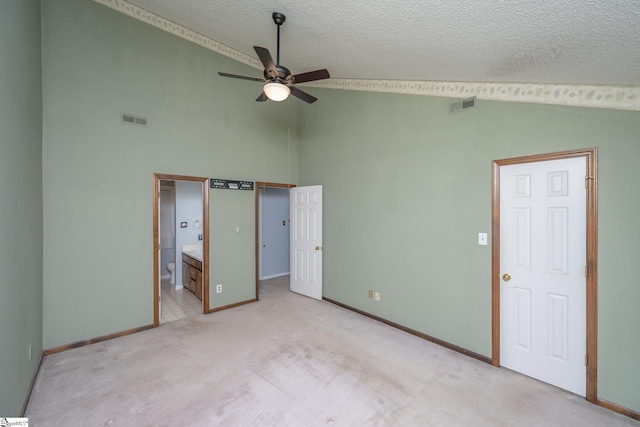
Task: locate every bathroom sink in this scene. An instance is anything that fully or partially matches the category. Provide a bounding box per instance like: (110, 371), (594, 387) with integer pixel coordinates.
(182, 245), (203, 262)
(185, 249), (203, 261)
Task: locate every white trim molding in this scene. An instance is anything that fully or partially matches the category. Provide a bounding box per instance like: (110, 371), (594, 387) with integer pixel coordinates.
(94, 0), (640, 112)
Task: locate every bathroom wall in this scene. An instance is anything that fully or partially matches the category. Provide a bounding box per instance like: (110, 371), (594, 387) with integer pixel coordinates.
(175, 181), (203, 288)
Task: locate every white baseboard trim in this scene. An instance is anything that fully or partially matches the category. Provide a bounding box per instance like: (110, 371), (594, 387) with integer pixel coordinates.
(259, 272), (290, 281)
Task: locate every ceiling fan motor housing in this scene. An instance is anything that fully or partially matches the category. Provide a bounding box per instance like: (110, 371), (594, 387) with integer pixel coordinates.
(264, 65), (291, 82)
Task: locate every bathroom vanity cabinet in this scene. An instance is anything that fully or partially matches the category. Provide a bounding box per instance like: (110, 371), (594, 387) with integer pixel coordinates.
(182, 253), (202, 301)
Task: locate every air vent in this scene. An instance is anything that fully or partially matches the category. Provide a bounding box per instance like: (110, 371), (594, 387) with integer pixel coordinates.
(121, 113), (147, 126)
(122, 113), (135, 124)
(449, 96), (476, 114)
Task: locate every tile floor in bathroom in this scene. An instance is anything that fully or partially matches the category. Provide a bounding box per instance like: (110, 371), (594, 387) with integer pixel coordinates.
(160, 278), (203, 323)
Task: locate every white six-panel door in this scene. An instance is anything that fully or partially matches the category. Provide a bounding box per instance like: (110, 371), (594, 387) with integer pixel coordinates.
(290, 186), (323, 300)
(500, 157), (586, 396)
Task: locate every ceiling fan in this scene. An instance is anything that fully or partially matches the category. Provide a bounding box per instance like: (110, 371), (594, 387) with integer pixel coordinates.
(218, 12), (330, 104)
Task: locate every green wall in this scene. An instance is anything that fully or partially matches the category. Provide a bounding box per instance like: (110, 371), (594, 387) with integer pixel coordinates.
(299, 89), (640, 412)
(0, 0), (43, 415)
(41, 0), (299, 348)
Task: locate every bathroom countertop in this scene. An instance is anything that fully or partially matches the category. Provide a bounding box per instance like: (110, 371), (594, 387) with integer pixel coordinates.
(182, 244), (203, 262)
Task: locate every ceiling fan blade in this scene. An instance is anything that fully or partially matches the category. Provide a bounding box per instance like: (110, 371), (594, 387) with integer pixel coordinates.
(290, 69), (330, 84)
(218, 72), (265, 82)
(256, 91), (268, 102)
(254, 46), (278, 78)
(289, 86), (317, 104)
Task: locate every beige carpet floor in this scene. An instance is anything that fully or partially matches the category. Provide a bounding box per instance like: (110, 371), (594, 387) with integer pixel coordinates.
(26, 276), (638, 426)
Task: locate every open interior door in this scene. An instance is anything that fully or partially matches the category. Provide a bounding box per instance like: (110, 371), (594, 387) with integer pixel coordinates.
(290, 185), (322, 300)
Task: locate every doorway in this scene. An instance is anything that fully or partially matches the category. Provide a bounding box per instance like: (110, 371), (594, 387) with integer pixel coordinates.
(153, 173), (210, 326)
(491, 148), (598, 402)
(255, 182), (294, 300)
(259, 186), (291, 280)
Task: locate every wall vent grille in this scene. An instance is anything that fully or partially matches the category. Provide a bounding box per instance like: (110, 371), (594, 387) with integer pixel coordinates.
(121, 113), (147, 126)
(449, 96), (476, 113)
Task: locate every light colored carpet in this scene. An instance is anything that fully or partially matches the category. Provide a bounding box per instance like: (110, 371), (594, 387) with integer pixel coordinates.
(26, 276), (638, 426)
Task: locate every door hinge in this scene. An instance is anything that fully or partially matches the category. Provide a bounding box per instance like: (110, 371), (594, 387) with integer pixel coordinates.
(585, 176), (594, 189)
(585, 266), (587, 278)
(585, 354), (588, 367)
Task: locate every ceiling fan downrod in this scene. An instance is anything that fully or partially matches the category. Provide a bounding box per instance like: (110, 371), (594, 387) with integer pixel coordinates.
(272, 12), (286, 66)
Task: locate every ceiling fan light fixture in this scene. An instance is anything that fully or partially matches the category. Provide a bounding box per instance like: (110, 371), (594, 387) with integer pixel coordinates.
(263, 82), (290, 101)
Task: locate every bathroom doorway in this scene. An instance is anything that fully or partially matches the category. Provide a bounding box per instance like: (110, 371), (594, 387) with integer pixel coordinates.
(255, 182), (295, 300)
(153, 173), (210, 327)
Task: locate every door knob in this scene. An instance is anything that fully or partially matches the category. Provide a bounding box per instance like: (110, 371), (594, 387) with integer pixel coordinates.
(502, 273), (511, 282)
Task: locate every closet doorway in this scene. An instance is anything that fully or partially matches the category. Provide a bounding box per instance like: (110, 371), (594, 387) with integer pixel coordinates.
(153, 173), (210, 327)
(255, 182), (295, 299)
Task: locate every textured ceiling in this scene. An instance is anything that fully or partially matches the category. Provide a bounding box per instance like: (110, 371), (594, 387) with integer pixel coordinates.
(124, 0), (640, 86)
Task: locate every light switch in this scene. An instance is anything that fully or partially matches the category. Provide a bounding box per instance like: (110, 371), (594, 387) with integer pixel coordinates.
(478, 233), (488, 245)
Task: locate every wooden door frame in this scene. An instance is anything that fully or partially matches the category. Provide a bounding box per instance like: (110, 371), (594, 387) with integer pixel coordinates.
(491, 147), (598, 402)
(153, 173), (210, 326)
(254, 182), (295, 300)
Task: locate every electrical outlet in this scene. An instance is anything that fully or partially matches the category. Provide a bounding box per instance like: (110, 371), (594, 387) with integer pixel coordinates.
(28, 344), (32, 360)
(216, 284), (222, 293)
(368, 290), (373, 299)
(375, 292), (380, 301)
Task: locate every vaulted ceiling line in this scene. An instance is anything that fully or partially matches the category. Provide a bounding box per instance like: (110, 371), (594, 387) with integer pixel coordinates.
(303, 79), (640, 111)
